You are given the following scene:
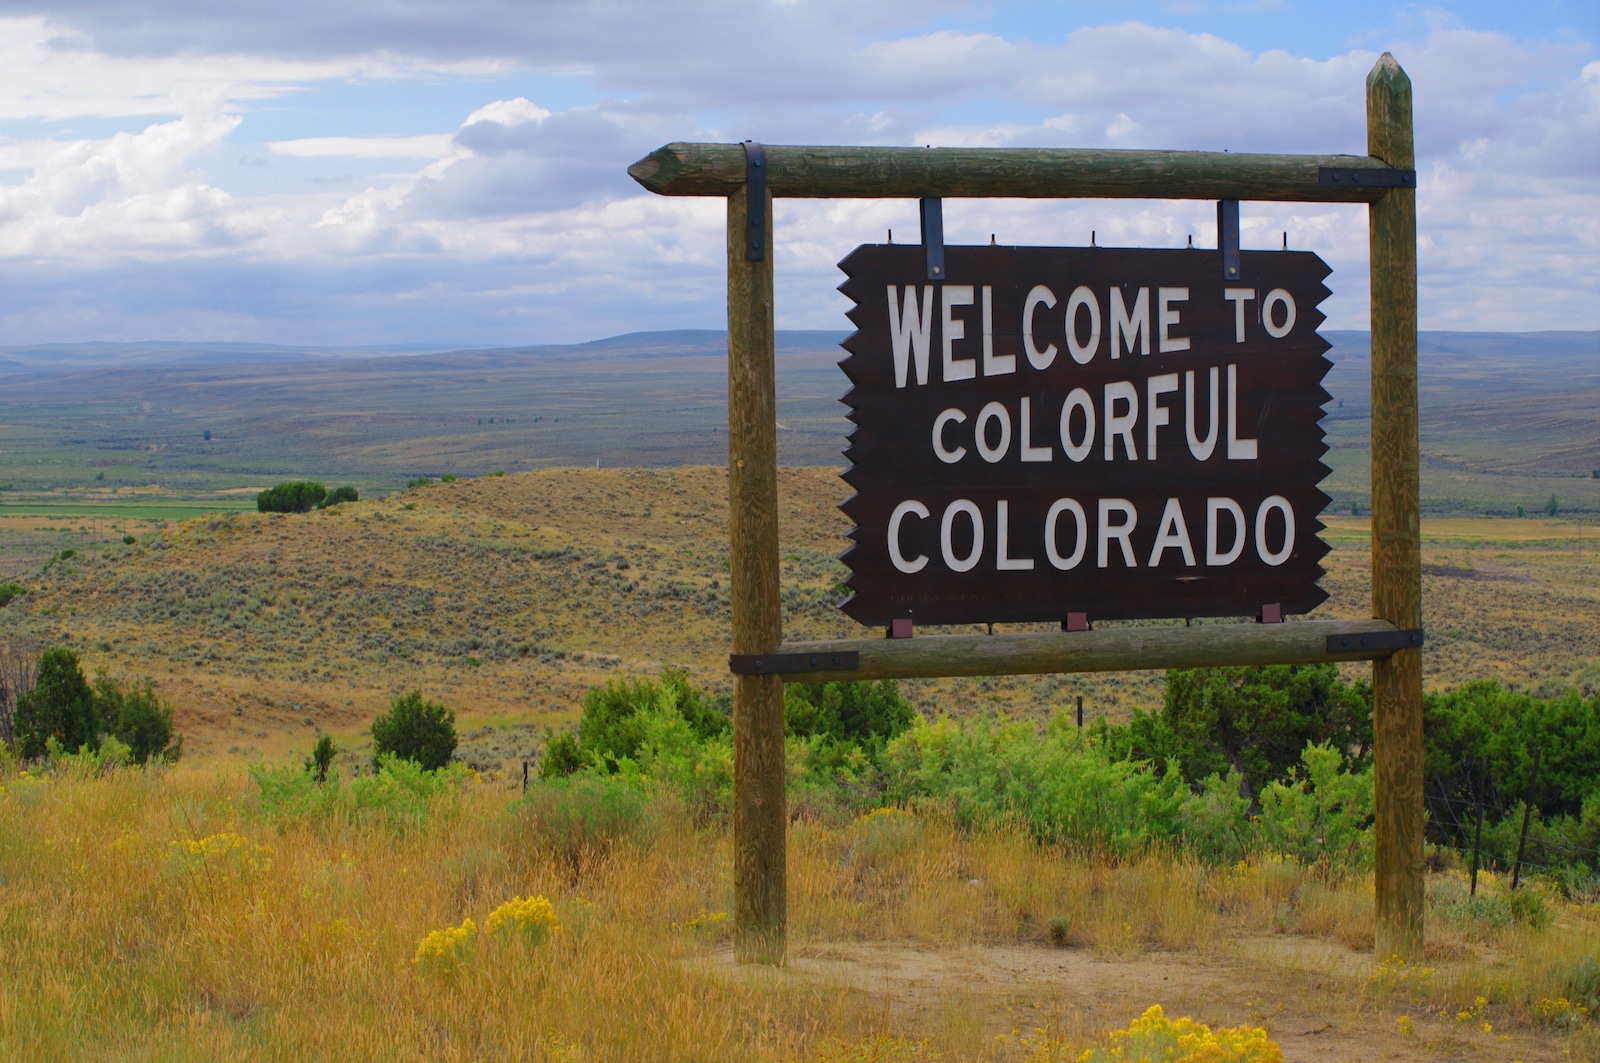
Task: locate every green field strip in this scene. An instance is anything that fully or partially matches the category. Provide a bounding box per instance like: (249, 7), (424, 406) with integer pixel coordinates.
(0, 500), (257, 519)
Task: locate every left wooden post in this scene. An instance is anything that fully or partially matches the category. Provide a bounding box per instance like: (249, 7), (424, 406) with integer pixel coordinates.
(727, 179), (786, 965)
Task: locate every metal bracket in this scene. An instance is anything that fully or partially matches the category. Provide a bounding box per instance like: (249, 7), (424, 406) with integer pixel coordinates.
(1217, 199), (1240, 281)
(729, 651), (860, 675)
(1318, 166), (1415, 189)
(919, 197), (944, 280)
(743, 140), (765, 261)
(1326, 628), (1425, 653)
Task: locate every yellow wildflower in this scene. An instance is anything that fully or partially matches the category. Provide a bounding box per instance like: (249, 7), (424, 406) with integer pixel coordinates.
(414, 917), (477, 967)
(1080, 1005), (1282, 1063)
(486, 895), (559, 940)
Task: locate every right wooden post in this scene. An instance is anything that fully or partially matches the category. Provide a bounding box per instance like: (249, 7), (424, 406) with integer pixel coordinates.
(1367, 52), (1424, 962)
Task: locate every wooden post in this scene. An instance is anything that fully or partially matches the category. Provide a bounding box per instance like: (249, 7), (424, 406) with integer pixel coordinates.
(726, 182), (785, 965)
(1367, 52), (1424, 962)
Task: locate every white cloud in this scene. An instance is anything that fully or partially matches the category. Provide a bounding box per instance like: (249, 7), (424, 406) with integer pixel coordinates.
(0, 9), (1592, 342)
(463, 98), (551, 128)
(268, 135), (460, 159)
(0, 98), (251, 256)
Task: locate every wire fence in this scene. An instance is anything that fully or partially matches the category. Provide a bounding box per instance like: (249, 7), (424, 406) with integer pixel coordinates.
(1423, 760), (1599, 898)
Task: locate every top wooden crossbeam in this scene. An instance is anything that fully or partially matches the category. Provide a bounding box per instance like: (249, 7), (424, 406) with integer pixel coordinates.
(628, 143), (1405, 202)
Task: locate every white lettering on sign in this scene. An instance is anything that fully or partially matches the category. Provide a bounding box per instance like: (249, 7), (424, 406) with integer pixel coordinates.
(847, 244), (1331, 626)
(1146, 373), (1179, 460)
(1023, 285), (1057, 370)
(1020, 397), (1052, 462)
(888, 285), (933, 388)
(881, 495), (1300, 575)
(1158, 287), (1190, 353)
(1111, 287), (1150, 358)
(981, 285), (1014, 376)
(1060, 388), (1095, 463)
(1045, 498), (1088, 570)
(943, 285), (976, 382)
(1104, 381), (1139, 461)
(940, 499), (984, 572)
(1226, 364), (1258, 460)
(1263, 288), (1296, 338)
(1149, 497), (1197, 567)
(1066, 286), (1101, 365)
(888, 500), (930, 573)
(1186, 367), (1219, 461)
(1207, 498), (1246, 566)
(932, 408), (967, 463)
(1256, 494), (1295, 565)
(975, 401), (1011, 463)
(1098, 498), (1138, 568)
(1224, 287), (1255, 342)
(995, 500), (1035, 570)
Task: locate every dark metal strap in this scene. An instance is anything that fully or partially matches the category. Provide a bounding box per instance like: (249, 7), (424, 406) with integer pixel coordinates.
(743, 140), (765, 261)
(1318, 167), (1415, 188)
(919, 197), (944, 280)
(1326, 628), (1424, 653)
(1217, 199), (1240, 281)
(729, 651), (860, 675)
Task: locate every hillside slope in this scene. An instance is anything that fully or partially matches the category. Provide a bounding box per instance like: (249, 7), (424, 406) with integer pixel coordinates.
(1, 468), (1595, 768)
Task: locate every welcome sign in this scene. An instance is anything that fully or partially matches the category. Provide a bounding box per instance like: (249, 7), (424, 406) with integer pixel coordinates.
(837, 244), (1333, 626)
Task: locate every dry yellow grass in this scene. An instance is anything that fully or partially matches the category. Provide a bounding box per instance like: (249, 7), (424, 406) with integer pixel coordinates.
(0, 762), (1592, 1061)
(0, 469), (1595, 772)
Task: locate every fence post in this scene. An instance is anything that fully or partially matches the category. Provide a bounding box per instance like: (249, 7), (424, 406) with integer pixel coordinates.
(727, 178), (786, 965)
(1512, 748), (1541, 889)
(1367, 52), (1424, 962)
(1469, 755), (1487, 896)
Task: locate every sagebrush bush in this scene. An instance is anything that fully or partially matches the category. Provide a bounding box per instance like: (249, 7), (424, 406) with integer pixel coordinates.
(318, 486), (359, 507)
(371, 690), (457, 770)
(505, 775), (655, 871)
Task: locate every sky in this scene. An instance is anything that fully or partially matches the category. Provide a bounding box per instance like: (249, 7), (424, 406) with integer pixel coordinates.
(0, 1), (1594, 347)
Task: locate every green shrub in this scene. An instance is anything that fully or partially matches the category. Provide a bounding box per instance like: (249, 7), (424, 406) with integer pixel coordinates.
(256, 481), (327, 513)
(121, 534), (136, 545)
(1544, 494), (1560, 516)
(1252, 742), (1373, 866)
(306, 734), (336, 782)
(318, 486), (359, 507)
(539, 730), (583, 778)
(439, 473), (457, 483)
(14, 647), (100, 759)
(882, 714), (1191, 856)
(0, 581), (26, 607)
(785, 679), (913, 750)
(406, 477), (432, 489)
(248, 754), (464, 829)
(577, 668), (728, 769)
(505, 775), (654, 871)
(1423, 680), (1600, 865)
(1108, 664), (1371, 798)
(95, 674), (182, 764)
(371, 690), (457, 770)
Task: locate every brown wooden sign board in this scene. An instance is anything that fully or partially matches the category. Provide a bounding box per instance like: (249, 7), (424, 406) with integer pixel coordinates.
(838, 244), (1333, 627)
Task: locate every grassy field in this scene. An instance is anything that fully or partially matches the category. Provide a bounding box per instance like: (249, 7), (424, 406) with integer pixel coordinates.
(0, 468), (1594, 772)
(0, 468), (1595, 1061)
(0, 761), (1594, 1061)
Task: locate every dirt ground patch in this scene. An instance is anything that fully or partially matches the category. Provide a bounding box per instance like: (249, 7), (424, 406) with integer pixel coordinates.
(707, 938), (1572, 1061)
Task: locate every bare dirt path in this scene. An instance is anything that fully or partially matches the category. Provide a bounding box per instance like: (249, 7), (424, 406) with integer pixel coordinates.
(708, 938), (1570, 1061)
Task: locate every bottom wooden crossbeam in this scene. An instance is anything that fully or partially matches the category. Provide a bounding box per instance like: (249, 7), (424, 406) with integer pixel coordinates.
(753, 618), (1422, 682)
